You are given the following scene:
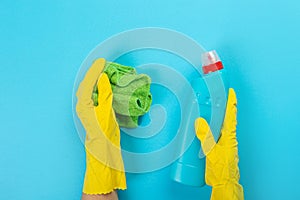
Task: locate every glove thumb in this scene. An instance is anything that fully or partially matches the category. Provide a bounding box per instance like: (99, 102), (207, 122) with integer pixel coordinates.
(194, 118), (216, 156)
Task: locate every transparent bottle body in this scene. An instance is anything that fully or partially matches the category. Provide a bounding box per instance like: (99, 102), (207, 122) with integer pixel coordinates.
(170, 68), (228, 187)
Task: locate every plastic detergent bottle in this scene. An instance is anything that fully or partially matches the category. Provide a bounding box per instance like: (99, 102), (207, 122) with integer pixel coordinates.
(170, 50), (228, 187)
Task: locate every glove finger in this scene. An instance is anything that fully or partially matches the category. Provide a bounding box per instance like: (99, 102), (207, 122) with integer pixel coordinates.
(218, 88), (238, 147)
(96, 73), (113, 108)
(76, 58), (106, 103)
(194, 118), (216, 156)
(94, 73), (119, 143)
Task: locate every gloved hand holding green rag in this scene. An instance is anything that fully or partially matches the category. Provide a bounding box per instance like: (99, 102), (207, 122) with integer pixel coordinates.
(93, 62), (152, 128)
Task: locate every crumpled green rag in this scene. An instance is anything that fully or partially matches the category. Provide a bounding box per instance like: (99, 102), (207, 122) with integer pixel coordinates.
(92, 61), (152, 128)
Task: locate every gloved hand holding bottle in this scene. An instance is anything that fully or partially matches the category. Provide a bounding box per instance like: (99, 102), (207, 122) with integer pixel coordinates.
(195, 88), (244, 200)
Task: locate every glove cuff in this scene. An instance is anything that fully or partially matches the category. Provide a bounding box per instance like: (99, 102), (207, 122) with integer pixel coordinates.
(211, 181), (244, 200)
(83, 151), (127, 195)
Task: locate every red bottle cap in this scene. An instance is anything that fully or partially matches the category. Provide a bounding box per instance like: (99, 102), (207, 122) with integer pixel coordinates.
(201, 50), (224, 74)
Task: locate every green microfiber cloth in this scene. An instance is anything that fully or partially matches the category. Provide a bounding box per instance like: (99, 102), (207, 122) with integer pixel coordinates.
(92, 61), (152, 128)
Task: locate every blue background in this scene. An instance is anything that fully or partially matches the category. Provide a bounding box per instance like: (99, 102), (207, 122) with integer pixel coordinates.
(1, 0), (300, 199)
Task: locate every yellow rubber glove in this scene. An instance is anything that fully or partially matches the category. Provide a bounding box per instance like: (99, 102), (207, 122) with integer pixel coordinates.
(76, 58), (126, 195)
(195, 88), (244, 200)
